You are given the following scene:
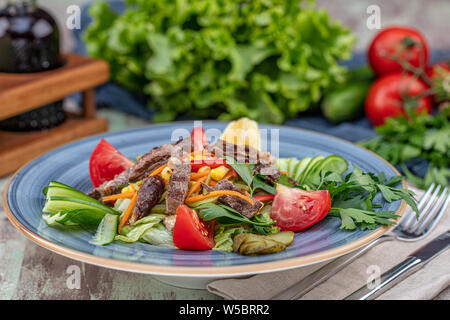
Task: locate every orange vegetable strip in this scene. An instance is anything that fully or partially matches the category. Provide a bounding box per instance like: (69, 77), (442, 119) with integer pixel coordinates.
(209, 180), (217, 187)
(190, 170), (210, 180)
(149, 163), (168, 177)
(223, 171), (234, 180)
(280, 171), (294, 175)
(185, 190), (255, 205)
(102, 192), (135, 202)
(119, 192), (138, 233)
(187, 175), (208, 198)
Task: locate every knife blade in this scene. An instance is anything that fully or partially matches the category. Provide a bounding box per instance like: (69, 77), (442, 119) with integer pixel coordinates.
(345, 230), (450, 300)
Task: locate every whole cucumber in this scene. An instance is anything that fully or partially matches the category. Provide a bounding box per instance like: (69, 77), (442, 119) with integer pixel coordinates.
(322, 81), (371, 123)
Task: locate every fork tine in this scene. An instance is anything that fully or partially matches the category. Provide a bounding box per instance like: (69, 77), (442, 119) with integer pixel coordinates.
(399, 183), (436, 230)
(404, 184), (443, 232)
(411, 188), (449, 235)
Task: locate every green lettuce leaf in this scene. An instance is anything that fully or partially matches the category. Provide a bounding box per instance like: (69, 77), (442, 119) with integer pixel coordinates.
(85, 0), (355, 123)
(114, 214), (165, 243)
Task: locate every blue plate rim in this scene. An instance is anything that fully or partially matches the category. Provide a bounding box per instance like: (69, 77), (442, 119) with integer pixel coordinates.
(3, 121), (407, 277)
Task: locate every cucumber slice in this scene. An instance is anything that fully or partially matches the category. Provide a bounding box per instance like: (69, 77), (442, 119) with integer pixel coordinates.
(304, 155), (348, 187)
(293, 157), (311, 182)
(43, 195), (117, 215)
(286, 158), (298, 174)
(275, 158), (295, 172)
(45, 186), (99, 203)
(297, 156), (325, 185)
(90, 214), (119, 246)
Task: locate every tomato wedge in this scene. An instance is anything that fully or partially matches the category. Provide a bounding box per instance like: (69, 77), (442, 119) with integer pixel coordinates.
(89, 139), (134, 187)
(191, 126), (208, 152)
(173, 205), (215, 250)
(270, 184), (331, 232)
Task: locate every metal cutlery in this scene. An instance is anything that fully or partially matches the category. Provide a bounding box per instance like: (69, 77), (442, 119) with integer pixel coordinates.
(272, 184), (449, 300)
(345, 229), (450, 300)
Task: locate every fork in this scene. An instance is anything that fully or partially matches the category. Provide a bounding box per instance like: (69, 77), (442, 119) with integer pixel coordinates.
(272, 183), (450, 300)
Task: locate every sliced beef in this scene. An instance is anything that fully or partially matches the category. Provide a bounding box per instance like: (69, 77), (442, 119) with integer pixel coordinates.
(165, 157), (191, 214)
(206, 139), (259, 164)
(88, 168), (132, 200)
(129, 175), (166, 225)
(88, 138), (192, 200)
(202, 179), (263, 218)
(127, 146), (172, 181)
(254, 161), (281, 183)
(206, 139), (281, 183)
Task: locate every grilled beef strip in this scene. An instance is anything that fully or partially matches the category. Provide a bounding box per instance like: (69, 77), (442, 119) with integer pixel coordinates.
(202, 179), (263, 218)
(165, 156), (191, 214)
(206, 139), (281, 183)
(88, 138), (192, 200)
(129, 175), (166, 225)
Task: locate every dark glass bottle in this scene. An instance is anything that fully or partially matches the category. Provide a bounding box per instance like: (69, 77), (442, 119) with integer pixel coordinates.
(0, 0), (66, 131)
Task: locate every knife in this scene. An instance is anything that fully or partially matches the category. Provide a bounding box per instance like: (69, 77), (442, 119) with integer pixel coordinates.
(345, 230), (450, 300)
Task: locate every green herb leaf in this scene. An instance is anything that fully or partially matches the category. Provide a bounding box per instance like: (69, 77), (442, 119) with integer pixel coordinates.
(197, 203), (274, 227)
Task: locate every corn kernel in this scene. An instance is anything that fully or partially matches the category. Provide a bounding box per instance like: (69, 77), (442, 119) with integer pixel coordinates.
(161, 166), (173, 182)
(121, 184), (135, 193)
(210, 165), (229, 181)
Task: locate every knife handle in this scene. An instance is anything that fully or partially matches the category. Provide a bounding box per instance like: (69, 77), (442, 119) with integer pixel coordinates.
(344, 256), (423, 300)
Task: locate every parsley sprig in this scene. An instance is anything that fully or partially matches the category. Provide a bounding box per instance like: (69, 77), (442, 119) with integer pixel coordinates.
(223, 156), (276, 196)
(359, 108), (450, 189)
(322, 166), (418, 230)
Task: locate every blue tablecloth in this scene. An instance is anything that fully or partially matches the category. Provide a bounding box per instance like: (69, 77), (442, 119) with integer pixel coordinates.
(73, 1), (448, 179)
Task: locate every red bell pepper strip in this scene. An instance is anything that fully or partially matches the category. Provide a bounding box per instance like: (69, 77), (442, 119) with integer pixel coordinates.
(253, 194), (275, 202)
(191, 126), (208, 152)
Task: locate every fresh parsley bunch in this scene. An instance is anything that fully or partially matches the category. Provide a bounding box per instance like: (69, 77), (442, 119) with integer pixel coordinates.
(85, 0), (355, 123)
(359, 108), (450, 189)
(323, 167), (417, 230)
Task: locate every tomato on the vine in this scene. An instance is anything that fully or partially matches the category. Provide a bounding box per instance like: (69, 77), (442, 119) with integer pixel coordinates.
(368, 26), (429, 76)
(365, 72), (432, 126)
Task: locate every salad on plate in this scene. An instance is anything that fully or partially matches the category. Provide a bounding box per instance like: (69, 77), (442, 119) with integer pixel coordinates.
(41, 118), (417, 255)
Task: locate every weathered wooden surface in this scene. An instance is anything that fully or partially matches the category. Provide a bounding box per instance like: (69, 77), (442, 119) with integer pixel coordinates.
(0, 110), (219, 300)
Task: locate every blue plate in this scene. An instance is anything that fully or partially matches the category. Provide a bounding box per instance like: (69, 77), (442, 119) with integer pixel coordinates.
(4, 122), (406, 277)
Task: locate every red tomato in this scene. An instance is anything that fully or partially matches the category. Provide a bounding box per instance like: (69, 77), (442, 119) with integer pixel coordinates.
(89, 139), (134, 187)
(173, 205), (215, 250)
(365, 72), (432, 126)
(368, 26), (429, 76)
(191, 126), (208, 152)
(270, 184), (331, 232)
